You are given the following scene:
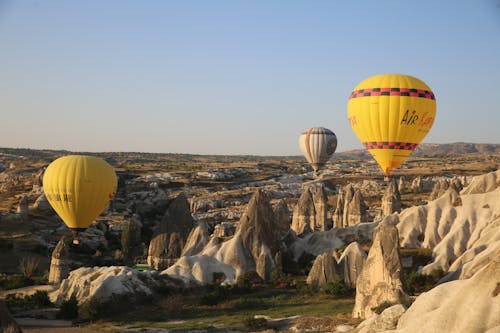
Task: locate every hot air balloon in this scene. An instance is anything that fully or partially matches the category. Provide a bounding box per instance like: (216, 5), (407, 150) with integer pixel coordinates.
(43, 155), (117, 244)
(299, 127), (337, 173)
(347, 74), (436, 175)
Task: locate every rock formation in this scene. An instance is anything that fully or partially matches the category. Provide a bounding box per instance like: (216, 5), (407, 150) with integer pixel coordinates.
(16, 195), (29, 221)
(289, 222), (378, 261)
(428, 178), (462, 201)
(147, 193), (195, 270)
(53, 266), (163, 306)
(353, 216), (407, 319)
(410, 176), (422, 193)
(338, 242), (367, 289)
(394, 255), (500, 333)
(306, 252), (338, 287)
(273, 199), (291, 238)
(48, 237), (71, 284)
(212, 222), (236, 238)
(381, 180), (401, 217)
(121, 217), (143, 261)
(165, 190), (283, 284)
(181, 221), (210, 257)
(398, 176), (406, 194)
(397, 170), (500, 275)
(291, 184), (330, 235)
(31, 193), (55, 216)
(355, 304), (406, 333)
(333, 184), (368, 228)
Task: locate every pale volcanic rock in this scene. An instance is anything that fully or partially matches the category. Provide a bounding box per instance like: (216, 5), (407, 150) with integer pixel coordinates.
(355, 304), (406, 333)
(338, 242), (367, 289)
(16, 195), (29, 220)
(48, 237), (71, 284)
(181, 221), (210, 257)
(147, 193), (195, 270)
(333, 184), (368, 228)
(290, 222), (378, 261)
(273, 199), (291, 237)
(381, 180), (401, 217)
(164, 190), (282, 284)
(353, 216), (407, 319)
(395, 171), (500, 277)
(53, 266), (161, 305)
(291, 184), (331, 236)
(31, 193), (55, 216)
(212, 222), (236, 238)
(306, 252), (338, 287)
(461, 170), (500, 195)
(394, 257), (500, 333)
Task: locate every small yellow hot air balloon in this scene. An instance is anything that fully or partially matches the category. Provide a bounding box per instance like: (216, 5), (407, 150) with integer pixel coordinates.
(299, 127), (337, 173)
(43, 155), (117, 243)
(347, 74), (436, 175)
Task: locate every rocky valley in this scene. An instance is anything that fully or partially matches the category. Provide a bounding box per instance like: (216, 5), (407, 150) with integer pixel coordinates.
(0, 145), (499, 333)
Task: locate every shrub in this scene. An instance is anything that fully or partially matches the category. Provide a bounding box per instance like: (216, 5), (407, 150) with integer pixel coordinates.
(0, 275), (33, 290)
(19, 257), (39, 278)
(31, 290), (52, 307)
(79, 297), (107, 320)
(371, 301), (394, 314)
(199, 285), (229, 306)
(322, 278), (352, 297)
(160, 294), (184, 315)
(243, 316), (267, 330)
(57, 295), (79, 319)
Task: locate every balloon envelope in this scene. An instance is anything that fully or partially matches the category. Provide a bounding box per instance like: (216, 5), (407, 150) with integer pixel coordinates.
(299, 127), (337, 172)
(347, 74), (436, 174)
(43, 155), (117, 232)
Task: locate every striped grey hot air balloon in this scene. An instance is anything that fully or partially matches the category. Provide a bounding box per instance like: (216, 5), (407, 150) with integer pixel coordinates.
(299, 127), (337, 172)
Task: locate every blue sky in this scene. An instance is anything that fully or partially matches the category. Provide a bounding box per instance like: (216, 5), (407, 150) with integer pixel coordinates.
(1, 0), (499, 155)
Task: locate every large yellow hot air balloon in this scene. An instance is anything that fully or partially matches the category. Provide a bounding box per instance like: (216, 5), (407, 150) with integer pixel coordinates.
(43, 155), (117, 243)
(299, 127), (337, 173)
(347, 74), (436, 175)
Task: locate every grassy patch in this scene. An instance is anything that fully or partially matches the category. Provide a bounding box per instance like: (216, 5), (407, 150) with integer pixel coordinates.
(107, 286), (356, 331)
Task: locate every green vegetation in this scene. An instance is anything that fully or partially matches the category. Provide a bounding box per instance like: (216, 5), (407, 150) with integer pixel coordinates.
(5, 290), (53, 309)
(57, 295), (79, 319)
(106, 285), (356, 331)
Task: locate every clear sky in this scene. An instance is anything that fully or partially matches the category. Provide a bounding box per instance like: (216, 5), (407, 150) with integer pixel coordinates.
(1, 1), (500, 155)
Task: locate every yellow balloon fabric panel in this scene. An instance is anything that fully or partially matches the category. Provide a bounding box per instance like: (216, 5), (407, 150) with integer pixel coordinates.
(42, 155), (117, 230)
(347, 74), (436, 174)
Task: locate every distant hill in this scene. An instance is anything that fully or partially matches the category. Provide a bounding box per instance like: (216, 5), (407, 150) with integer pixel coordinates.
(1, 142), (499, 161)
(334, 142), (500, 160)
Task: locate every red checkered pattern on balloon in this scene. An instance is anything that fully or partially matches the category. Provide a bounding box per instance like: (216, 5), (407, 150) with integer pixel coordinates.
(363, 142), (418, 151)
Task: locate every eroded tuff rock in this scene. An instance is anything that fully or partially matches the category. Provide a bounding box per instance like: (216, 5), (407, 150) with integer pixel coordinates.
(147, 193), (194, 270)
(16, 195), (29, 221)
(355, 304), (406, 333)
(48, 237), (71, 284)
(333, 184), (368, 228)
(273, 199), (291, 238)
(306, 252), (338, 287)
(31, 193), (55, 216)
(212, 222), (236, 238)
(53, 266), (164, 306)
(429, 178), (463, 201)
(165, 190), (283, 284)
(291, 184), (330, 235)
(353, 216), (407, 319)
(394, 255), (500, 333)
(381, 180), (401, 217)
(181, 221), (210, 257)
(338, 241), (367, 289)
(397, 171), (500, 276)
